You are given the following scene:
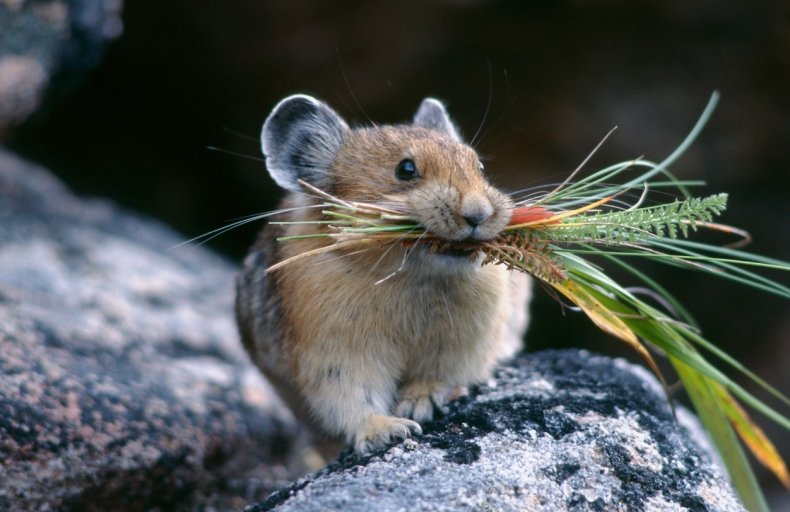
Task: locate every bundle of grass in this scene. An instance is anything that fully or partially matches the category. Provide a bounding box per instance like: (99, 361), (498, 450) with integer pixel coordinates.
(192, 93), (788, 509)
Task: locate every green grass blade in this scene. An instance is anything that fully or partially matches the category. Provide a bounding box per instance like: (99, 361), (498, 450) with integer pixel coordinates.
(624, 92), (720, 189)
(648, 240), (790, 298)
(557, 252), (790, 430)
(595, 250), (699, 327)
(598, 252), (790, 408)
(673, 359), (768, 512)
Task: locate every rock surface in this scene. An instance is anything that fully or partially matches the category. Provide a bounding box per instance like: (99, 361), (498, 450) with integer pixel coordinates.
(247, 350), (745, 512)
(0, 147), (303, 511)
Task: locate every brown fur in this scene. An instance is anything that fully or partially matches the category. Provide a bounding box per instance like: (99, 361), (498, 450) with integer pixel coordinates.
(236, 101), (531, 456)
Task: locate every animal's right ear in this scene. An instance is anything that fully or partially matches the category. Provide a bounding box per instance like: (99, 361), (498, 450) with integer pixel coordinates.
(261, 95), (349, 192)
(413, 97), (462, 142)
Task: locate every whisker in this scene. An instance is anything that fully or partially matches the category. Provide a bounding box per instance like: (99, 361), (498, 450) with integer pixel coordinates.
(374, 230), (427, 285)
(220, 126), (259, 143)
(206, 146), (265, 163)
(170, 204), (325, 250)
(314, 247), (374, 267)
(336, 47), (376, 127)
(369, 227), (421, 279)
(540, 126), (618, 201)
(470, 60), (494, 147)
(442, 288), (455, 337)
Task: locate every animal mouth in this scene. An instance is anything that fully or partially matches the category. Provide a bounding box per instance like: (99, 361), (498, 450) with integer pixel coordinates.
(401, 238), (483, 260)
(424, 239), (483, 260)
(435, 245), (478, 259)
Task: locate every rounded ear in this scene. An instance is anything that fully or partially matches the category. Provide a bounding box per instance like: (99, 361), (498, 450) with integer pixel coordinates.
(413, 97), (462, 142)
(262, 94), (349, 192)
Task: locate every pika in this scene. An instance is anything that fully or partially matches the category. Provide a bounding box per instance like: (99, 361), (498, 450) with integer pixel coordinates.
(236, 94), (531, 455)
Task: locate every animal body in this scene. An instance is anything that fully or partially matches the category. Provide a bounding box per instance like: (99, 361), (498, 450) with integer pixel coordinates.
(236, 94), (531, 455)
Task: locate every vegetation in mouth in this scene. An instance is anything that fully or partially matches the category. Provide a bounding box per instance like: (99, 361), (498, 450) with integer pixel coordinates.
(430, 244), (479, 259)
(216, 92), (789, 509)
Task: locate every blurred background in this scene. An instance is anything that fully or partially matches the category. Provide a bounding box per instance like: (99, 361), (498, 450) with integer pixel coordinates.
(4, 0), (788, 502)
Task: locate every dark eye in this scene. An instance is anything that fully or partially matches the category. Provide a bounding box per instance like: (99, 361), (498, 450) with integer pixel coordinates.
(395, 159), (419, 181)
(478, 162), (485, 172)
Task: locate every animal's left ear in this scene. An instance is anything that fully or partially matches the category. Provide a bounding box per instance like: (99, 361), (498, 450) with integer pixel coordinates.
(413, 98), (462, 142)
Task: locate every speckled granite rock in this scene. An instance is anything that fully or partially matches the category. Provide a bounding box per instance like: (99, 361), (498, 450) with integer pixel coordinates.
(247, 350), (744, 512)
(0, 0), (123, 134)
(0, 147), (304, 511)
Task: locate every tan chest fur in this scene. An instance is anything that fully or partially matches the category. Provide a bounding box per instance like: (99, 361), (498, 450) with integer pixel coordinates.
(279, 245), (511, 380)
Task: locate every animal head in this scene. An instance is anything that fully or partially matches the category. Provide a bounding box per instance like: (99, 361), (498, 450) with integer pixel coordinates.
(262, 95), (512, 242)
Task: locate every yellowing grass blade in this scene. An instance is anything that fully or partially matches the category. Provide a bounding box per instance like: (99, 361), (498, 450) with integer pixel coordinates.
(551, 279), (667, 393)
(506, 195), (615, 230)
(551, 252), (790, 497)
(710, 381), (790, 489)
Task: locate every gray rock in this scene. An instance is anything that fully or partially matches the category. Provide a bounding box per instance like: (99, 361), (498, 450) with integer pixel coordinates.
(247, 350), (745, 512)
(0, 147), (304, 511)
(0, 0), (123, 134)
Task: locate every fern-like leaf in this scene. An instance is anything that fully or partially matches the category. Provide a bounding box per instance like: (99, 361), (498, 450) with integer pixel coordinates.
(549, 193), (728, 245)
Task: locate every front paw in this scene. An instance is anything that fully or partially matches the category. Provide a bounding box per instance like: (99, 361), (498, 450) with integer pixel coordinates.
(353, 415), (422, 454)
(395, 383), (468, 422)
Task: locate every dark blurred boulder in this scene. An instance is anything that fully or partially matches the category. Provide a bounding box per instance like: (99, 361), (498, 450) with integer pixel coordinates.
(0, 0), (123, 134)
(247, 350), (744, 512)
(0, 147), (304, 511)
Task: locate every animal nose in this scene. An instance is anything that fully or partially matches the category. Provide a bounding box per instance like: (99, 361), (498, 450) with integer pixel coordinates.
(461, 197), (494, 227)
(463, 212), (488, 227)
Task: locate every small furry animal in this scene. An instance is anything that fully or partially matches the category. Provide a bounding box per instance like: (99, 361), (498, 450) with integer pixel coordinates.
(236, 94), (531, 455)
